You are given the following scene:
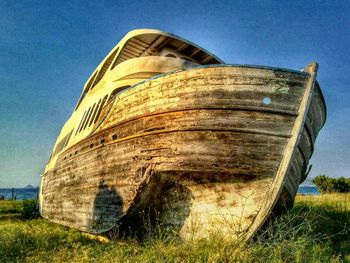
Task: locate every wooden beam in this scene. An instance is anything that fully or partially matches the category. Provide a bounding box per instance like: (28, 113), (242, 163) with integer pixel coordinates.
(245, 62), (318, 242)
(177, 42), (188, 51)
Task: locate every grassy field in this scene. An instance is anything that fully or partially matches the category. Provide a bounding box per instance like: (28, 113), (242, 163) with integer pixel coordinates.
(0, 200), (22, 219)
(0, 194), (349, 262)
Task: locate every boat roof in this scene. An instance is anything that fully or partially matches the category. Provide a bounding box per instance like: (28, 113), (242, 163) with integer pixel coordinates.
(83, 29), (224, 92)
(115, 29), (223, 65)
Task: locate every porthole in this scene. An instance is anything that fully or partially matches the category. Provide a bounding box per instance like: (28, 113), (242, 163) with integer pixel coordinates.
(263, 97), (271, 105)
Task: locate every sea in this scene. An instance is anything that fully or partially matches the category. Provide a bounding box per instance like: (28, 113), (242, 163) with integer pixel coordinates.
(0, 188), (39, 201)
(0, 185), (319, 201)
(297, 185), (320, 195)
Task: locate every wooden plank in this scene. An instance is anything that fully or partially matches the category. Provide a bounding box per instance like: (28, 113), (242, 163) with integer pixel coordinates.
(130, 37), (149, 49)
(245, 62), (318, 241)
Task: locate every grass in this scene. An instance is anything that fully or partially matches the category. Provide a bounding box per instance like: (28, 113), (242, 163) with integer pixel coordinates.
(0, 194), (349, 262)
(0, 200), (22, 219)
(295, 194), (350, 258)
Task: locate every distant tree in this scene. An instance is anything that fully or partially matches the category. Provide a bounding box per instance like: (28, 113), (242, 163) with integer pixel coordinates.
(313, 175), (350, 193)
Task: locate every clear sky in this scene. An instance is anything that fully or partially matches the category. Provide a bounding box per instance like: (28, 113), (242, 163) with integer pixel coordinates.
(0, 0), (349, 188)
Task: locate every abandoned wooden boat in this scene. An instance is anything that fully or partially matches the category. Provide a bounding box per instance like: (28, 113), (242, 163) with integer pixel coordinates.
(39, 29), (326, 241)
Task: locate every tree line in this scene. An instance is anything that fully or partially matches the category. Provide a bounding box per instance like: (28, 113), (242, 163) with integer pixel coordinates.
(313, 175), (350, 193)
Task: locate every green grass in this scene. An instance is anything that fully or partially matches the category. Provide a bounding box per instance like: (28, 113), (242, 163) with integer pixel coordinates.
(294, 194), (350, 258)
(0, 194), (349, 262)
(0, 200), (22, 218)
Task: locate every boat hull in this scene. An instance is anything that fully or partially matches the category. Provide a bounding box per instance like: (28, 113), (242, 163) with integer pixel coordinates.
(41, 65), (326, 239)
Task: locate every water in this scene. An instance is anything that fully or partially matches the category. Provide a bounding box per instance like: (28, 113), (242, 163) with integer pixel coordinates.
(0, 185), (318, 200)
(297, 185), (320, 195)
(0, 188), (38, 200)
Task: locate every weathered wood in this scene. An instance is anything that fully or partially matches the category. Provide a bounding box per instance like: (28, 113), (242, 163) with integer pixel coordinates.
(244, 62), (321, 241)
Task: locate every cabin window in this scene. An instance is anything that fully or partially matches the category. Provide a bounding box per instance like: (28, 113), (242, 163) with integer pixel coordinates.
(86, 103), (96, 128)
(79, 110), (89, 132)
(63, 130), (73, 148)
(85, 71), (98, 92)
(76, 110), (87, 135)
(75, 93), (86, 112)
(94, 95), (108, 124)
(52, 129), (74, 157)
(78, 110), (90, 134)
(89, 99), (101, 127)
(91, 48), (119, 89)
(108, 85), (131, 102)
(75, 71), (98, 111)
(82, 107), (92, 131)
(111, 45), (129, 70)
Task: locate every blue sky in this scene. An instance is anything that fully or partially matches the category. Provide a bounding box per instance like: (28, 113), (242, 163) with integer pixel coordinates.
(0, 0), (349, 187)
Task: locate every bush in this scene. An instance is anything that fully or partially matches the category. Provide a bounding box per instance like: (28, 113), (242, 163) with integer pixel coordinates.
(21, 200), (39, 220)
(313, 175), (350, 193)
